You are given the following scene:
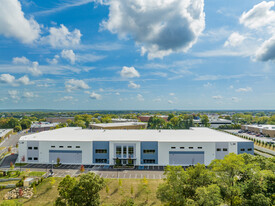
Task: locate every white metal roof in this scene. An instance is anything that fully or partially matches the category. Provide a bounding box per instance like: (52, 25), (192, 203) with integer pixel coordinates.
(19, 127), (250, 143)
(245, 125), (275, 130)
(90, 122), (147, 128)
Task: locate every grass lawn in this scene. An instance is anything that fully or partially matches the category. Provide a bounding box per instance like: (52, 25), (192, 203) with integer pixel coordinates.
(0, 178), (163, 206)
(100, 179), (163, 206)
(0, 180), (19, 185)
(28, 171), (46, 177)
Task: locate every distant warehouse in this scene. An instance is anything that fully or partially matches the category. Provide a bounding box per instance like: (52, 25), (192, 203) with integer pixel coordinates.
(89, 122), (147, 130)
(18, 127), (253, 166)
(241, 125), (275, 137)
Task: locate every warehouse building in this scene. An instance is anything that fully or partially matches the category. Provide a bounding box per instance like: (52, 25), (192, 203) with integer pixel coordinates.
(241, 125), (275, 137)
(18, 127), (253, 166)
(89, 122), (147, 130)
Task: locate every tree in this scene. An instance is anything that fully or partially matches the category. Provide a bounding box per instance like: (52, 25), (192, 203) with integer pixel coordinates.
(209, 153), (245, 206)
(13, 125), (22, 132)
(168, 113), (175, 121)
(70, 173), (105, 206)
(194, 184), (222, 206)
(57, 157), (61, 165)
(55, 175), (77, 206)
(148, 116), (166, 129)
(201, 115), (210, 127)
(80, 165), (85, 172)
(20, 119), (32, 130)
(106, 185), (109, 196)
(249, 193), (271, 206)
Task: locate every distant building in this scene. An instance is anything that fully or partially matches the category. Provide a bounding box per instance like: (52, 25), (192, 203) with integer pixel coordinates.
(111, 118), (138, 123)
(30, 122), (59, 133)
(194, 119), (232, 128)
(138, 115), (168, 122)
(18, 127), (253, 166)
(89, 122), (147, 130)
(241, 125), (275, 137)
(0, 129), (13, 139)
(45, 117), (74, 124)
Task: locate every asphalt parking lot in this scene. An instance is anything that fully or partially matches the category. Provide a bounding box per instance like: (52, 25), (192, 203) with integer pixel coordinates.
(16, 167), (166, 179)
(20, 164), (166, 171)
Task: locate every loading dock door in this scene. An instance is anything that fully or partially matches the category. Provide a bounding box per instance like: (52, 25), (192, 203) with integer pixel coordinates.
(49, 150), (82, 164)
(169, 151), (204, 165)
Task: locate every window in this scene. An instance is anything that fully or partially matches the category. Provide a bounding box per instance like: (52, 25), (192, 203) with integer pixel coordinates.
(180, 147), (185, 149)
(247, 148), (252, 151)
(171, 147), (176, 149)
(28, 157), (32, 160)
(28, 147), (32, 150)
(34, 157), (38, 160)
(143, 159), (155, 164)
(240, 148), (245, 151)
(217, 148), (221, 151)
(95, 159), (107, 163)
(34, 147), (38, 150)
(51, 146), (55, 148)
(123, 146), (127, 156)
(198, 147), (202, 149)
(189, 147), (193, 149)
(128, 146), (134, 155)
(223, 148), (228, 151)
(76, 146), (80, 148)
(67, 146), (72, 148)
(143, 150), (155, 154)
(95, 149), (107, 154)
(59, 146), (64, 148)
(116, 146), (121, 155)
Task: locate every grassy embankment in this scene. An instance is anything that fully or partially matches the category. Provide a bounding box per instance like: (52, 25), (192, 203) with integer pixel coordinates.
(0, 177), (163, 206)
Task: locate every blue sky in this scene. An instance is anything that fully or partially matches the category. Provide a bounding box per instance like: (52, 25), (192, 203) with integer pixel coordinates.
(0, 0), (275, 110)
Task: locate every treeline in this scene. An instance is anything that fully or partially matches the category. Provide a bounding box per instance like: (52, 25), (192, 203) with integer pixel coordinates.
(147, 114), (210, 129)
(157, 153), (275, 206)
(55, 113), (138, 129)
(218, 124), (241, 129)
(54, 153), (274, 206)
(232, 113), (275, 125)
(0, 117), (33, 132)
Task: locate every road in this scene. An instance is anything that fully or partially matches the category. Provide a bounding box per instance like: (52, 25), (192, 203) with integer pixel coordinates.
(0, 131), (27, 161)
(254, 145), (275, 156)
(254, 150), (273, 158)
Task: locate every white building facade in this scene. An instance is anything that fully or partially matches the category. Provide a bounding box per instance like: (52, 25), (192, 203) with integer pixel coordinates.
(18, 127), (254, 166)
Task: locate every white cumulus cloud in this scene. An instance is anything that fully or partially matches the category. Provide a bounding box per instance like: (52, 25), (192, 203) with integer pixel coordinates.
(137, 94), (144, 101)
(212, 95), (223, 100)
(61, 49), (76, 64)
(240, 1), (275, 30)
(28, 61), (42, 76)
(224, 32), (246, 47)
(0, 74), (33, 86)
(8, 90), (19, 100)
(128, 81), (140, 89)
(12, 56), (30, 64)
(90, 92), (102, 100)
(47, 55), (60, 64)
(65, 79), (89, 92)
(235, 87), (253, 92)
(255, 35), (275, 61)
(22, 91), (37, 98)
(101, 0), (205, 59)
(120, 66), (140, 78)
(42, 24), (82, 48)
(0, 0), (40, 44)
